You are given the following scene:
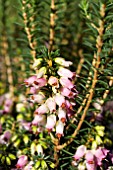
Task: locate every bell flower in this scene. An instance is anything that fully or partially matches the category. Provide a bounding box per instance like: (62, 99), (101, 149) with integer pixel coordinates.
(54, 93), (66, 108)
(34, 104), (49, 114)
(46, 97), (56, 113)
(32, 115), (46, 126)
(94, 147), (109, 166)
(57, 108), (66, 123)
(46, 115), (56, 131)
(16, 155), (28, 168)
(56, 120), (64, 139)
(33, 78), (47, 89)
(73, 145), (86, 160)
(24, 75), (37, 86)
(0, 130), (11, 144)
(48, 76), (59, 88)
(57, 67), (75, 79)
(60, 77), (74, 89)
(31, 93), (45, 104)
(85, 150), (96, 170)
(60, 87), (74, 98)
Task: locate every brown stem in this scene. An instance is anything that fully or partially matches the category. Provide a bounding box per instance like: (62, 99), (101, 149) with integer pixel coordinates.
(1, 33), (14, 94)
(48, 0), (56, 52)
(22, 0), (37, 61)
(75, 49), (84, 77)
(56, 4), (105, 150)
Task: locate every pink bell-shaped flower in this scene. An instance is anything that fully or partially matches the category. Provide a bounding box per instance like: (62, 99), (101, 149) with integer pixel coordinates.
(60, 77), (74, 89)
(46, 115), (56, 131)
(54, 93), (66, 108)
(0, 130), (12, 144)
(46, 97), (56, 113)
(94, 147), (109, 166)
(32, 114), (46, 126)
(24, 75), (37, 86)
(31, 93), (45, 104)
(73, 145), (86, 160)
(57, 67), (75, 79)
(16, 155), (28, 168)
(57, 108), (66, 123)
(34, 104), (49, 114)
(60, 87), (74, 98)
(56, 120), (64, 139)
(85, 150), (96, 170)
(33, 78), (47, 89)
(48, 76), (59, 88)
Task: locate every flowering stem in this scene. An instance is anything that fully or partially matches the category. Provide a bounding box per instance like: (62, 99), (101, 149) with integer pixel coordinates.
(56, 4), (105, 151)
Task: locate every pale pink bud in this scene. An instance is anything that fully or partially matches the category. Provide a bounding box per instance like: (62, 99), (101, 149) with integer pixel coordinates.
(16, 155), (28, 168)
(46, 97), (56, 113)
(57, 108), (66, 123)
(57, 67), (75, 79)
(56, 120), (64, 139)
(48, 76), (59, 88)
(60, 77), (74, 89)
(34, 104), (49, 114)
(94, 147), (109, 166)
(31, 93), (45, 104)
(32, 115), (46, 126)
(54, 93), (66, 108)
(54, 57), (72, 67)
(46, 115), (56, 131)
(73, 145), (86, 160)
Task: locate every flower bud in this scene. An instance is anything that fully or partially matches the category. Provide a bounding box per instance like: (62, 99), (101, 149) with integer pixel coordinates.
(36, 144), (43, 156)
(6, 157), (11, 165)
(54, 57), (72, 67)
(31, 142), (37, 155)
(37, 67), (47, 78)
(33, 58), (43, 69)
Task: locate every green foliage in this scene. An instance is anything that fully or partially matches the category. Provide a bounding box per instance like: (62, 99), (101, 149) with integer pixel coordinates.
(0, 0), (113, 169)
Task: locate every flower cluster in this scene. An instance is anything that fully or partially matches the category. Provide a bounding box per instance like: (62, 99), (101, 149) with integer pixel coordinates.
(72, 145), (110, 170)
(23, 56), (78, 139)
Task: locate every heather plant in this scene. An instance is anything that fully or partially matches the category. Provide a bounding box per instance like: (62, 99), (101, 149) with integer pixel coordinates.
(0, 0), (113, 170)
